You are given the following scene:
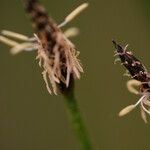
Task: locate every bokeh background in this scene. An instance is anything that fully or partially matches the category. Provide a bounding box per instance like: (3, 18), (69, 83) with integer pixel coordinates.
(0, 0), (150, 150)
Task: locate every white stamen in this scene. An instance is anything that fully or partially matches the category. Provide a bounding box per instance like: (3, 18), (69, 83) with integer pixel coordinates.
(1, 30), (29, 41)
(0, 36), (18, 47)
(119, 105), (136, 117)
(59, 3), (89, 27)
(127, 79), (141, 95)
(119, 95), (148, 117)
(10, 43), (33, 55)
(64, 27), (79, 38)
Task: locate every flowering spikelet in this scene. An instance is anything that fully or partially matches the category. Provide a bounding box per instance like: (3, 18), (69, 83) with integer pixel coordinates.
(0, 0), (88, 94)
(113, 40), (150, 123)
(23, 0), (86, 94)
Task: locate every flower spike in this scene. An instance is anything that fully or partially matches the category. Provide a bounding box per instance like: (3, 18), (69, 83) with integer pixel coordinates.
(113, 40), (150, 123)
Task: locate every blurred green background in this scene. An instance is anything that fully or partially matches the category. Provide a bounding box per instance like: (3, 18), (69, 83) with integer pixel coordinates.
(0, 0), (150, 150)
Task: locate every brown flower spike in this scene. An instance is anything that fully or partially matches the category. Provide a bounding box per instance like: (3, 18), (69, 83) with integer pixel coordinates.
(0, 0), (89, 94)
(113, 40), (150, 123)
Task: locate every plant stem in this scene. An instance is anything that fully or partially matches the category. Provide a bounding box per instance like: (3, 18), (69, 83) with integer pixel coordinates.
(63, 90), (92, 150)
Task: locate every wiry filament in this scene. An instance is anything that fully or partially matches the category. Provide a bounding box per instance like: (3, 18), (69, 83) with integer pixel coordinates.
(140, 95), (150, 115)
(42, 70), (52, 94)
(140, 107), (147, 123)
(134, 95), (146, 107)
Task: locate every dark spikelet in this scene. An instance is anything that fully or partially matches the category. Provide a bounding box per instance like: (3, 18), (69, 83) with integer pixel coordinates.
(112, 40), (148, 82)
(23, 0), (58, 53)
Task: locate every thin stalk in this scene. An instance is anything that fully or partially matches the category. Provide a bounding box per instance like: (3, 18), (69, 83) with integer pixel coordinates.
(63, 90), (92, 150)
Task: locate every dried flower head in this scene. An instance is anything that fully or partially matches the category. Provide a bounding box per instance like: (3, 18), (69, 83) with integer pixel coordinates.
(0, 0), (89, 95)
(113, 40), (150, 123)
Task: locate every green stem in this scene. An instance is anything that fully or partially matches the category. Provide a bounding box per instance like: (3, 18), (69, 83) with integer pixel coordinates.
(63, 91), (92, 150)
